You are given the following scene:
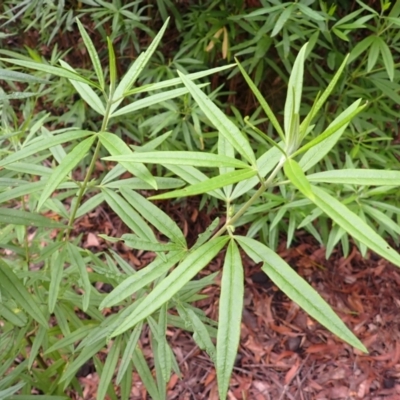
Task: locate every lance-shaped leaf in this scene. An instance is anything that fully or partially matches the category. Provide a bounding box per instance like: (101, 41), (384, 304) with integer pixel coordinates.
(121, 188), (186, 247)
(149, 169), (257, 200)
(76, 19), (105, 89)
(299, 54), (350, 139)
(104, 151), (250, 169)
(110, 18), (169, 113)
(287, 165), (400, 268)
(97, 337), (121, 400)
(59, 60), (105, 115)
(0, 130), (94, 167)
(236, 59), (285, 142)
(284, 43), (307, 144)
(307, 169), (400, 186)
(0, 68), (49, 83)
(217, 240), (244, 400)
(99, 131), (157, 189)
(0, 259), (48, 327)
(110, 236), (229, 337)
(37, 135), (96, 211)
(110, 85), (207, 118)
(284, 158), (315, 201)
(102, 188), (155, 241)
(295, 99), (367, 164)
(177, 71), (256, 165)
(0, 58), (101, 89)
(0, 208), (65, 228)
(99, 251), (185, 309)
(236, 236), (367, 352)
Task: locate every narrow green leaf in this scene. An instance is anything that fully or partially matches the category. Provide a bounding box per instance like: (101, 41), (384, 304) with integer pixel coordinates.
(177, 71), (256, 165)
(187, 308), (216, 361)
(28, 325), (47, 370)
(236, 236), (367, 352)
(107, 37), (117, 95)
(310, 186), (400, 268)
(294, 99), (366, 161)
(367, 36), (380, 72)
(76, 19), (105, 89)
(217, 240), (244, 400)
(150, 169), (257, 200)
(0, 259), (48, 327)
(0, 208), (65, 228)
(66, 244), (92, 312)
(0, 58), (100, 89)
(307, 169), (400, 185)
(110, 18), (169, 112)
(0, 68), (49, 83)
(104, 151), (250, 169)
(6, 396), (68, 400)
(99, 131), (157, 189)
(102, 188), (155, 241)
(38, 135), (96, 211)
(60, 339), (105, 388)
(48, 248), (66, 313)
(110, 85), (207, 118)
(120, 188), (187, 247)
(124, 64), (235, 96)
(0, 130), (94, 167)
(157, 304), (172, 382)
(284, 43), (307, 144)
(97, 337), (121, 400)
(378, 38), (394, 81)
(132, 348), (160, 400)
(99, 251), (185, 309)
(111, 237), (229, 337)
(300, 54), (350, 136)
(235, 59), (285, 142)
(284, 159), (316, 201)
(116, 323), (143, 384)
(59, 60), (105, 115)
(271, 4), (294, 37)
(119, 234), (180, 252)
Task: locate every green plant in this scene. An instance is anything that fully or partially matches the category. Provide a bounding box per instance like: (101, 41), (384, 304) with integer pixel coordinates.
(1, 14), (400, 400)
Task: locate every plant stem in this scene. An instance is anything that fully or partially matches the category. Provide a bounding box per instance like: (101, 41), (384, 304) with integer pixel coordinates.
(64, 98), (112, 240)
(212, 156), (286, 238)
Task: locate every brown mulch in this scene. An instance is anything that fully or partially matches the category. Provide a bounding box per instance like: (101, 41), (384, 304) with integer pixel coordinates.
(72, 199), (400, 400)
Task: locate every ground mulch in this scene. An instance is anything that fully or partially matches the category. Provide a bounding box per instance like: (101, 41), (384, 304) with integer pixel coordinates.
(74, 201), (400, 400)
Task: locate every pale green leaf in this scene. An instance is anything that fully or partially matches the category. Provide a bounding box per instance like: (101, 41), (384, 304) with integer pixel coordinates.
(59, 60), (105, 115)
(284, 159), (315, 201)
(99, 251), (185, 309)
(0, 259), (48, 327)
(76, 19), (105, 89)
(99, 131), (157, 189)
(116, 322), (143, 384)
(110, 85), (207, 118)
(111, 18), (169, 112)
(307, 169), (400, 185)
(97, 337), (121, 400)
(236, 236), (367, 352)
(284, 43), (307, 145)
(0, 130), (94, 167)
(37, 135), (96, 211)
(104, 151), (250, 169)
(120, 188), (186, 247)
(310, 186), (400, 268)
(0, 58), (100, 89)
(217, 240), (244, 400)
(149, 169), (257, 200)
(177, 71), (256, 165)
(0, 68), (49, 83)
(102, 188), (155, 241)
(110, 237), (229, 337)
(235, 59), (285, 142)
(0, 208), (65, 228)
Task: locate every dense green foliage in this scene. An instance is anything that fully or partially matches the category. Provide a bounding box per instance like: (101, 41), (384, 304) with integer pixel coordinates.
(0, 1), (400, 399)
